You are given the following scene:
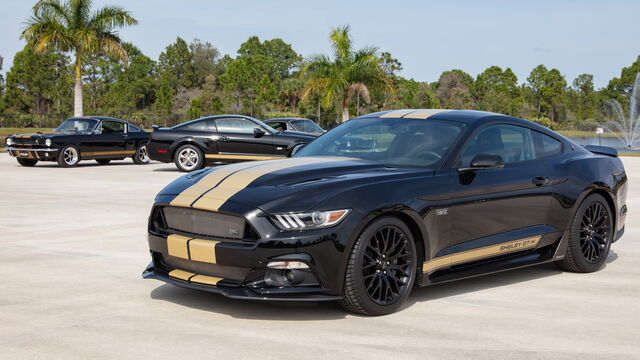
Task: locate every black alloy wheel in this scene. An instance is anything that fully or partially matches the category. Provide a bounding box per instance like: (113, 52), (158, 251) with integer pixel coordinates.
(556, 193), (613, 273)
(340, 216), (417, 315)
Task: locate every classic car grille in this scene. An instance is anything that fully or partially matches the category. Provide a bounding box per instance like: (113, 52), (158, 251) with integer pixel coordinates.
(153, 206), (257, 241)
(14, 137), (36, 146)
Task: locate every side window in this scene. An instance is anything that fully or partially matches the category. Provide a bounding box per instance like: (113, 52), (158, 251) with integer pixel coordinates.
(461, 125), (536, 166)
(215, 118), (261, 134)
(128, 123), (142, 132)
(180, 120), (214, 132)
(532, 131), (562, 159)
(102, 121), (125, 134)
(267, 122), (285, 132)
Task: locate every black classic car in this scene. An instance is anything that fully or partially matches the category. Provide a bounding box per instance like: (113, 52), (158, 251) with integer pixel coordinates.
(148, 115), (317, 172)
(143, 109), (627, 315)
(265, 118), (326, 135)
(5, 116), (151, 167)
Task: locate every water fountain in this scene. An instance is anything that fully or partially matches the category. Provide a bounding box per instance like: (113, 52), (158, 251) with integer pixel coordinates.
(602, 72), (640, 149)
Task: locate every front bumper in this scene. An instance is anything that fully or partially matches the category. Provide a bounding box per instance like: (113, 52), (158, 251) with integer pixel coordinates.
(5, 147), (59, 160)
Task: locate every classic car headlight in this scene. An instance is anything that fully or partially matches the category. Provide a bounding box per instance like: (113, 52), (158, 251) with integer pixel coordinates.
(6, 137), (14, 146)
(45, 139), (52, 147)
(272, 209), (350, 230)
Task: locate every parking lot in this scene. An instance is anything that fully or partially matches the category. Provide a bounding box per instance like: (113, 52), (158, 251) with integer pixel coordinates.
(0, 155), (639, 359)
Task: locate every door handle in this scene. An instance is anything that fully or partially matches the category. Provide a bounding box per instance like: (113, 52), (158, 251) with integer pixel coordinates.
(532, 176), (550, 186)
(219, 136), (229, 141)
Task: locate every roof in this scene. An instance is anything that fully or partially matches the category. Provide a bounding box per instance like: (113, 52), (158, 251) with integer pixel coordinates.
(265, 118), (313, 122)
(358, 109), (506, 123)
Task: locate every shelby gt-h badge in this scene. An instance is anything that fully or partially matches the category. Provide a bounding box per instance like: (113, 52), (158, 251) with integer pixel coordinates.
(5, 116), (150, 167)
(143, 109), (627, 315)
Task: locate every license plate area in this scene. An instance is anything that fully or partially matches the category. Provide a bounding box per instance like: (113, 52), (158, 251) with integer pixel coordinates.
(17, 151), (34, 158)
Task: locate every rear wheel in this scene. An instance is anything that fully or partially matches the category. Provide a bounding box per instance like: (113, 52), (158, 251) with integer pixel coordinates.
(17, 158), (38, 167)
(95, 159), (111, 165)
(555, 193), (613, 273)
(57, 144), (80, 168)
(133, 143), (150, 165)
(339, 216), (417, 316)
(174, 144), (204, 172)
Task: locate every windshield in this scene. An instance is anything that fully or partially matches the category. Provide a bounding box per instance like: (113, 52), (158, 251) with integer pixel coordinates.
(295, 117), (465, 168)
(55, 118), (99, 133)
(290, 119), (324, 133)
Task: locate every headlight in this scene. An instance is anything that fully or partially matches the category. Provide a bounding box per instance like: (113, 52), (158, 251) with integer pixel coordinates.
(45, 139), (52, 147)
(6, 137), (14, 146)
(272, 209), (350, 230)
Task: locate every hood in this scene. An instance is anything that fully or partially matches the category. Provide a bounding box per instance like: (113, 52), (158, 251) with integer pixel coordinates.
(277, 130), (318, 140)
(160, 156), (431, 214)
(10, 131), (66, 138)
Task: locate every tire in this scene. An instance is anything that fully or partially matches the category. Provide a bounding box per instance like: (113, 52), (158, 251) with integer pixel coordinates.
(95, 159), (111, 165)
(57, 144), (80, 168)
(174, 144), (204, 172)
(17, 158), (38, 167)
(555, 193), (613, 273)
(133, 143), (150, 165)
(339, 216), (418, 316)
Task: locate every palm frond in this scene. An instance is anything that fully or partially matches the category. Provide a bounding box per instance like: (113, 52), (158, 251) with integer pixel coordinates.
(21, 12), (73, 53)
(330, 25), (352, 63)
(347, 83), (371, 104)
(89, 6), (138, 29)
(99, 32), (129, 65)
(33, 0), (71, 26)
(70, 0), (92, 28)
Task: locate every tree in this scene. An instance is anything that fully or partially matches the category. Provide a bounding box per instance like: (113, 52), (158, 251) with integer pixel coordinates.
(0, 55), (5, 112)
(155, 79), (174, 116)
(22, 0), (138, 117)
(158, 37), (195, 89)
(279, 77), (304, 112)
(435, 69), (474, 109)
(190, 39), (221, 87)
(474, 66), (519, 114)
(220, 55), (274, 116)
(4, 47), (72, 115)
(238, 36), (301, 79)
(606, 55), (640, 110)
(571, 73), (597, 120)
(525, 65), (567, 121)
(302, 25), (391, 122)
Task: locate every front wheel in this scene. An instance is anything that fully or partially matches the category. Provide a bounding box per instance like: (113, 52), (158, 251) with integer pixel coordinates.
(555, 193), (613, 273)
(133, 143), (150, 165)
(17, 158), (38, 167)
(174, 144), (204, 172)
(57, 144), (80, 168)
(339, 216), (417, 316)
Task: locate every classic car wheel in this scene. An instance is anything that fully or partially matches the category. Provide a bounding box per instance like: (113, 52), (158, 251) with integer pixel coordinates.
(95, 159), (111, 165)
(57, 145), (80, 167)
(174, 145), (204, 172)
(339, 216), (417, 316)
(133, 143), (150, 164)
(17, 158), (38, 167)
(556, 193), (613, 273)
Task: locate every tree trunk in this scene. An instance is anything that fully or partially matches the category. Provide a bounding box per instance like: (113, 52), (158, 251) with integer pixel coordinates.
(341, 95), (350, 123)
(316, 98), (321, 124)
(74, 54), (83, 117)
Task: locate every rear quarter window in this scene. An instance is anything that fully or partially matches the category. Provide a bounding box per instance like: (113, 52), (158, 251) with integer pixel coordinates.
(533, 131), (563, 159)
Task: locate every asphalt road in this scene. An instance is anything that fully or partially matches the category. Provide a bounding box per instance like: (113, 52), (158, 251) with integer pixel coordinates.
(0, 155), (639, 360)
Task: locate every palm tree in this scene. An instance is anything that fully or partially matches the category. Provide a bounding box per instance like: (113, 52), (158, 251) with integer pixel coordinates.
(302, 25), (391, 123)
(21, 0), (138, 117)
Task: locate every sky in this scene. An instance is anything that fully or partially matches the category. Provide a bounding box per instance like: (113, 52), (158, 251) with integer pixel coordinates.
(1, 0), (638, 88)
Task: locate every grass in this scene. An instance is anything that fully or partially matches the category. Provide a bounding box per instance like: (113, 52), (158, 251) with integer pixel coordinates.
(0, 128), (53, 136)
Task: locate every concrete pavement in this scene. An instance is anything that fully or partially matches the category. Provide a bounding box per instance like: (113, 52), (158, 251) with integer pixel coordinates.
(0, 155), (639, 359)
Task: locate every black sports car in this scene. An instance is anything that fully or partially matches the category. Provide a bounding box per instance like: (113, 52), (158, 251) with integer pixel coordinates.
(148, 115), (317, 172)
(265, 117), (326, 135)
(143, 109), (627, 315)
(5, 116), (150, 167)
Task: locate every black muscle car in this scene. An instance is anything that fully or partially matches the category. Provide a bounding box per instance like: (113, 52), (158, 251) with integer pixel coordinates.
(5, 116), (150, 167)
(265, 117), (325, 135)
(143, 109), (627, 315)
(147, 115), (317, 172)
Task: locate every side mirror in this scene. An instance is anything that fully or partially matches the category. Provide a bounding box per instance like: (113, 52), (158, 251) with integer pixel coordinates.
(460, 154), (504, 172)
(254, 128), (266, 138)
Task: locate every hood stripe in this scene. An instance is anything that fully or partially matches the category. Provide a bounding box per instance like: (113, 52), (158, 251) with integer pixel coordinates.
(191, 157), (344, 211)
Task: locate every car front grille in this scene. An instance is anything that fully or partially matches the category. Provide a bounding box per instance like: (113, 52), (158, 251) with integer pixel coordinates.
(152, 206), (258, 242)
(14, 137), (36, 146)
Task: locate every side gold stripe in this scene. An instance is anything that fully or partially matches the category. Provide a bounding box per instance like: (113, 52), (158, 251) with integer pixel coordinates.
(403, 109), (447, 119)
(422, 235), (542, 273)
(82, 150), (135, 157)
(192, 157), (344, 211)
(168, 269), (195, 281)
(167, 234), (191, 259)
(190, 274), (223, 286)
(379, 109), (415, 118)
(188, 238), (219, 264)
(169, 160), (268, 207)
(205, 154), (287, 161)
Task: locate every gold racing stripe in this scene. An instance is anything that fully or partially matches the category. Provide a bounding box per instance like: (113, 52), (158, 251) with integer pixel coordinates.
(170, 160), (272, 207)
(205, 154), (287, 161)
(191, 157), (343, 211)
(168, 269), (195, 281)
(188, 238), (219, 264)
(422, 235), (542, 273)
(190, 274), (223, 286)
(402, 109), (447, 119)
(379, 109), (416, 118)
(167, 234), (191, 259)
